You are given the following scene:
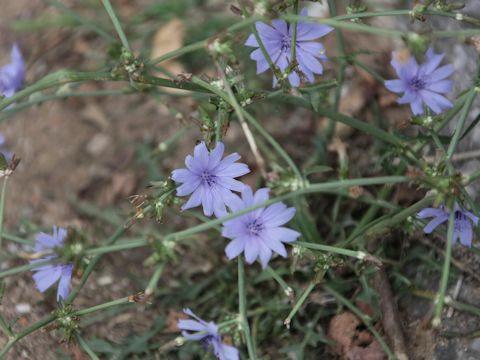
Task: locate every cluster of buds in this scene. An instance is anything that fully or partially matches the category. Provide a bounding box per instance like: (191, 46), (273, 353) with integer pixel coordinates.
(346, 0), (368, 22)
(129, 179), (178, 222)
(144, 236), (177, 267)
(53, 305), (78, 342)
(110, 47), (145, 82)
(266, 164), (305, 194)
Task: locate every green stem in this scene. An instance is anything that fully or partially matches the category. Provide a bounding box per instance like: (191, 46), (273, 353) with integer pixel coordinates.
(45, 0), (114, 42)
(0, 314), (57, 358)
(84, 239), (146, 256)
(433, 209), (456, 327)
(2, 232), (34, 245)
(283, 282), (316, 329)
(0, 259), (53, 279)
(446, 88), (478, 162)
(65, 225), (126, 305)
(145, 263), (165, 296)
(328, 0), (347, 112)
(165, 176), (409, 242)
(290, 1), (299, 66)
(0, 314), (14, 338)
(101, 0), (131, 52)
(238, 258), (257, 359)
(0, 176), (9, 252)
(295, 241), (380, 264)
(74, 331), (100, 360)
(74, 296), (131, 317)
(266, 267), (292, 297)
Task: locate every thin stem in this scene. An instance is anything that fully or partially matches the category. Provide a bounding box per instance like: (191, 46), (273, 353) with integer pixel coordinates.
(84, 238), (146, 256)
(165, 176), (409, 242)
(214, 64), (267, 178)
(328, 0), (347, 112)
(0, 259), (53, 279)
(74, 296), (131, 317)
(446, 88), (478, 162)
(238, 258), (257, 359)
(0, 314), (14, 338)
(0, 176), (9, 252)
(1, 232), (34, 245)
(290, 1), (299, 66)
(74, 331), (100, 360)
(191, 76), (302, 180)
(0, 314), (57, 358)
(266, 266), (292, 298)
(101, 0), (131, 52)
(65, 225), (127, 305)
(295, 241), (381, 264)
(145, 263), (165, 297)
(433, 209), (456, 327)
(45, 0), (114, 42)
(283, 282), (316, 329)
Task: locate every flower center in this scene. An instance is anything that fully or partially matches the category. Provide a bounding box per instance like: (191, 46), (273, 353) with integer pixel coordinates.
(246, 219), (264, 236)
(281, 35), (292, 52)
(409, 76), (426, 91)
(201, 172), (216, 187)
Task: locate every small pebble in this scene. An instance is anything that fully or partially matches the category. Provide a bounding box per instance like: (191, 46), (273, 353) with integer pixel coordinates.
(15, 303), (31, 314)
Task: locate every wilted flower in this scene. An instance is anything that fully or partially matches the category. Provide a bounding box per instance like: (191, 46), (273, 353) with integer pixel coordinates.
(245, 8), (333, 87)
(222, 186), (300, 268)
(31, 227), (73, 301)
(0, 43), (25, 98)
(171, 142), (250, 218)
(178, 308), (239, 360)
(417, 204), (478, 246)
(385, 48), (453, 115)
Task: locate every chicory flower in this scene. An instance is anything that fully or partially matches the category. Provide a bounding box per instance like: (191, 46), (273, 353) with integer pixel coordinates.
(0, 43), (25, 98)
(222, 186), (300, 268)
(178, 308), (239, 360)
(385, 48), (453, 115)
(245, 8), (333, 87)
(171, 142), (250, 218)
(417, 204), (478, 247)
(31, 226), (73, 301)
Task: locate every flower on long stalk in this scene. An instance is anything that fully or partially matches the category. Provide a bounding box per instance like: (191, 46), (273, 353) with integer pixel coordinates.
(31, 226), (73, 301)
(222, 186), (300, 268)
(385, 48), (453, 115)
(171, 142), (250, 218)
(177, 308), (239, 360)
(245, 8), (333, 87)
(0, 43), (25, 98)
(417, 204), (478, 247)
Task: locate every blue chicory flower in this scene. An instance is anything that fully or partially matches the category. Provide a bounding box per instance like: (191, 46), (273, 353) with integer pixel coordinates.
(178, 308), (239, 360)
(417, 204), (478, 247)
(0, 43), (25, 98)
(171, 142), (250, 218)
(245, 8), (333, 87)
(385, 47), (454, 115)
(222, 186), (300, 268)
(31, 226), (73, 301)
